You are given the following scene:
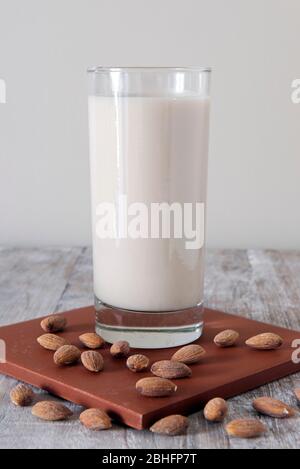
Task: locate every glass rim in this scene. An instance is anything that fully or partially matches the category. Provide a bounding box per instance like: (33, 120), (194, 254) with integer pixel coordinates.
(87, 66), (212, 74)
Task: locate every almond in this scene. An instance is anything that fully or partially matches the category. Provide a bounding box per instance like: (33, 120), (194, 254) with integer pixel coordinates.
(253, 397), (295, 418)
(226, 419), (267, 439)
(110, 340), (130, 358)
(126, 354), (149, 372)
(37, 333), (69, 351)
(81, 351), (104, 372)
(32, 401), (72, 421)
(136, 377), (177, 397)
(151, 360), (191, 379)
(294, 388), (300, 403)
(80, 408), (112, 430)
(53, 345), (81, 366)
(79, 332), (105, 349)
(204, 398), (228, 422)
(214, 329), (239, 348)
(150, 415), (189, 436)
(245, 332), (283, 350)
(10, 383), (34, 406)
(171, 344), (206, 364)
(40, 315), (67, 333)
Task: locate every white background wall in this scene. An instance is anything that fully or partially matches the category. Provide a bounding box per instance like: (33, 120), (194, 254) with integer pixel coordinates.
(0, 0), (299, 249)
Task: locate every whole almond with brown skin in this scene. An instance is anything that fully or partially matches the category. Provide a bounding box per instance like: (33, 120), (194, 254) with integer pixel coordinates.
(214, 329), (239, 348)
(151, 360), (191, 379)
(226, 419), (267, 439)
(136, 377), (177, 397)
(204, 398), (228, 422)
(80, 408), (112, 430)
(110, 340), (130, 358)
(245, 333), (283, 350)
(10, 384), (34, 406)
(150, 415), (189, 436)
(37, 333), (69, 351)
(171, 344), (206, 364)
(40, 315), (67, 333)
(79, 332), (105, 349)
(253, 397), (295, 418)
(81, 351), (104, 372)
(32, 401), (72, 421)
(53, 345), (81, 366)
(294, 388), (300, 403)
(126, 354), (149, 372)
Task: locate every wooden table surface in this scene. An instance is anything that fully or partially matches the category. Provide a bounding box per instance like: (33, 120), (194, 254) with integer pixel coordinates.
(0, 247), (299, 449)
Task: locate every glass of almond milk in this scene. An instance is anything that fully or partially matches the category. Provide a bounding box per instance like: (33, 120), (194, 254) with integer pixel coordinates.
(87, 67), (211, 348)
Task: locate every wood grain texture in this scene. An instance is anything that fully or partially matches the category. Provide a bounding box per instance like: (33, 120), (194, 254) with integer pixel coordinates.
(0, 247), (299, 449)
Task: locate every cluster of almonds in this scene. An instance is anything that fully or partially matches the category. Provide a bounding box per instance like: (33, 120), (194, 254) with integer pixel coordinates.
(131, 329), (296, 437)
(214, 329), (284, 350)
(10, 384), (112, 430)
(8, 315), (298, 438)
(8, 315), (112, 430)
(37, 315), (106, 372)
(204, 394), (299, 439)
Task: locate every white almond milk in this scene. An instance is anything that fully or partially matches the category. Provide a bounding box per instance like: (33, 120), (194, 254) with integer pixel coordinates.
(88, 96), (210, 311)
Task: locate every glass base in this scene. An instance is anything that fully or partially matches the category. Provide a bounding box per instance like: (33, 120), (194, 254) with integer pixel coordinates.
(95, 297), (203, 349)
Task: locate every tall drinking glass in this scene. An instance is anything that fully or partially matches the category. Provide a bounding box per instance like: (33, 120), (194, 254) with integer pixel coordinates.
(87, 67), (211, 348)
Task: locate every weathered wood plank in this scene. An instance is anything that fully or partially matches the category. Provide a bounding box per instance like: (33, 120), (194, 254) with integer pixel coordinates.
(0, 246), (83, 325)
(0, 247), (299, 449)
